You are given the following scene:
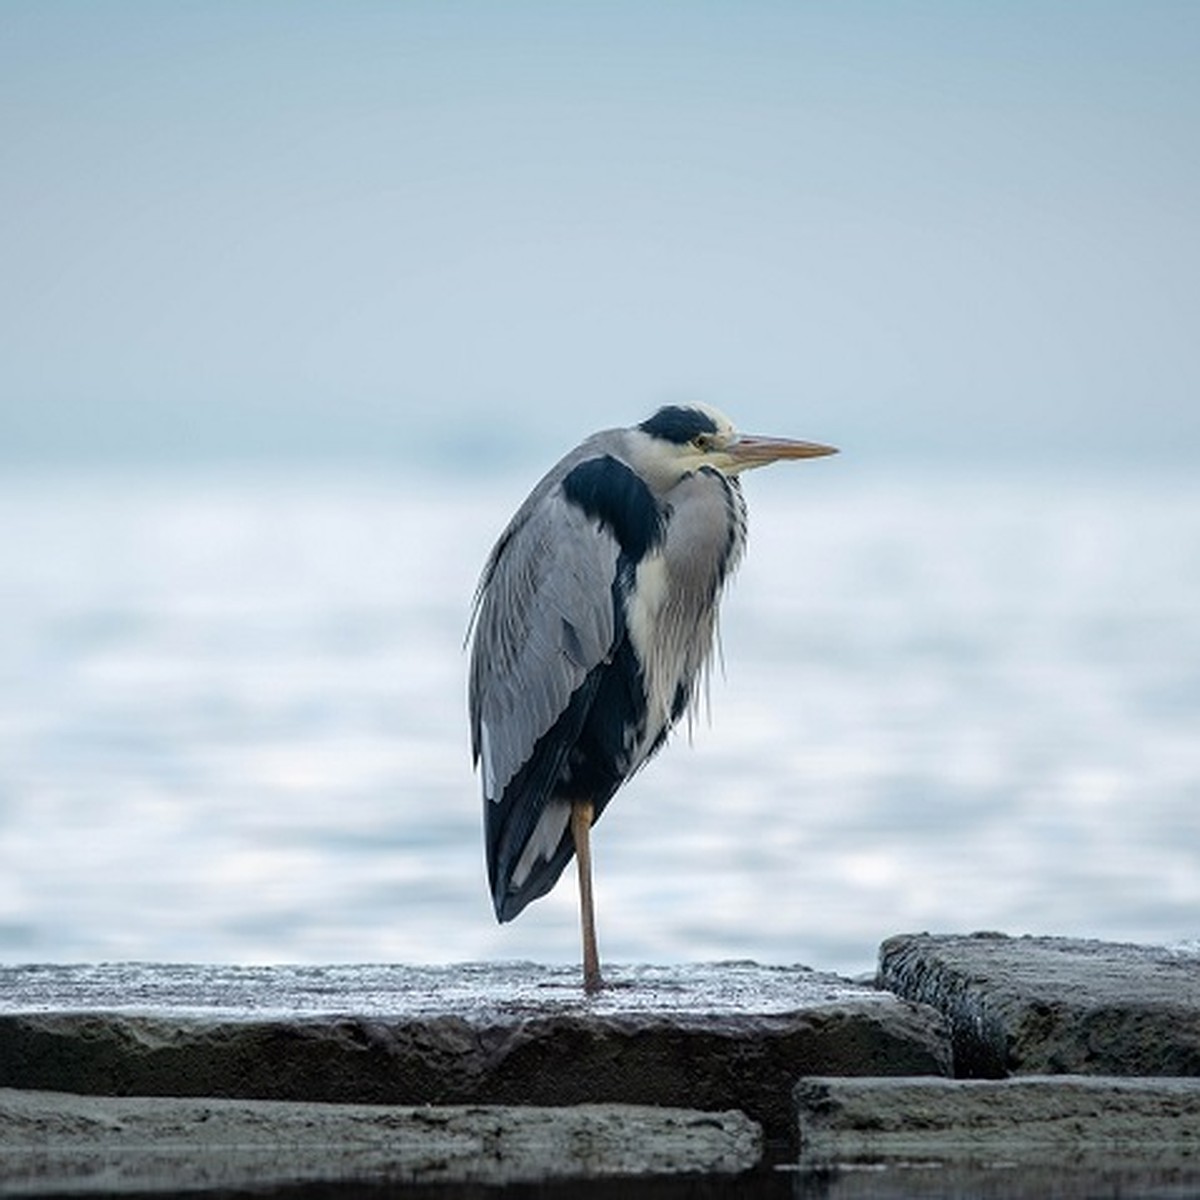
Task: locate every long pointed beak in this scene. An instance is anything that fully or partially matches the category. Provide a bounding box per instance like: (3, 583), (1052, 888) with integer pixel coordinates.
(725, 433), (839, 469)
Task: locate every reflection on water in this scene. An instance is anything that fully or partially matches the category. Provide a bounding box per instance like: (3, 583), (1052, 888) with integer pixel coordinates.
(0, 467), (1197, 975)
(6, 1162), (1191, 1199)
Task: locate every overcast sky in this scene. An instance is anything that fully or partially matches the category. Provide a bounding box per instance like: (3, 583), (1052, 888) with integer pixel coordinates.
(2, 2), (1197, 468)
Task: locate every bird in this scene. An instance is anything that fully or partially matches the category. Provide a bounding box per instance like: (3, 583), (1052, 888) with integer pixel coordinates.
(467, 403), (836, 992)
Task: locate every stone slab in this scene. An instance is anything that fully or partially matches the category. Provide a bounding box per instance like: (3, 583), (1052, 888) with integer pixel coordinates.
(791, 1076), (1200, 1200)
(878, 933), (1200, 1078)
(0, 1089), (759, 1193)
(795, 1075), (1200, 1163)
(0, 962), (950, 1156)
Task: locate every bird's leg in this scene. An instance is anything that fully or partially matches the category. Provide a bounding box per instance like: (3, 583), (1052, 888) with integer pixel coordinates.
(570, 799), (603, 993)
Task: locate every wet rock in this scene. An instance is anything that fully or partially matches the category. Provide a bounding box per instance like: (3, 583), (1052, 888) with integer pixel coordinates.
(0, 1089), (761, 1191)
(878, 933), (1200, 1078)
(795, 1074), (1200, 1164)
(0, 961), (950, 1156)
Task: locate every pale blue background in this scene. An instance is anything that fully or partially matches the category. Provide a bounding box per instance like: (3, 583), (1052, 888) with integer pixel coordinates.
(1, 3), (1197, 974)
(3, 1), (1197, 467)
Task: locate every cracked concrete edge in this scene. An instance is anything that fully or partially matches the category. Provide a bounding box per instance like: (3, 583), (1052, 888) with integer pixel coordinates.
(0, 1088), (762, 1194)
(795, 1075), (1200, 1167)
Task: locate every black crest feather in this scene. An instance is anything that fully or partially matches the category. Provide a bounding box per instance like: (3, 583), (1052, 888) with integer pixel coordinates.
(638, 405), (719, 445)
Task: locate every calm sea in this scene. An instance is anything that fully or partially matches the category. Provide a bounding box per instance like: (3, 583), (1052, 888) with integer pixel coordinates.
(1, 463), (1196, 977)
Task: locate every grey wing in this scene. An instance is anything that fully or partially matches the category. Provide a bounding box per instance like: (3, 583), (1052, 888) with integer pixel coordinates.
(468, 483), (620, 806)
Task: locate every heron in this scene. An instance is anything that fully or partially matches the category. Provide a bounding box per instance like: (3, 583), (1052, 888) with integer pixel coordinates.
(468, 404), (836, 992)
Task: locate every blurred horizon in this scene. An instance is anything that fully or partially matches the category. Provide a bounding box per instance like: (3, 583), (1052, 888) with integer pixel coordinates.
(3, 1), (1198, 473)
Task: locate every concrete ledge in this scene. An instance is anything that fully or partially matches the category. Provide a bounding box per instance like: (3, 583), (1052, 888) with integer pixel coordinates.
(0, 1089), (760, 1192)
(0, 962), (950, 1156)
(878, 933), (1200, 1078)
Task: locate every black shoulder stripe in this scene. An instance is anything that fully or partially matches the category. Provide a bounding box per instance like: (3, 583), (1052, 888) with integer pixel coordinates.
(562, 455), (664, 562)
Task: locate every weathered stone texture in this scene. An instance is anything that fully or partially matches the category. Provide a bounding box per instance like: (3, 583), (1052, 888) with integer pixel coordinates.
(796, 1074), (1200, 1162)
(794, 1075), (1200, 1200)
(878, 933), (1200, 1078)
(0, 1089), (761, 1191)
(0, 961), (950, 1155)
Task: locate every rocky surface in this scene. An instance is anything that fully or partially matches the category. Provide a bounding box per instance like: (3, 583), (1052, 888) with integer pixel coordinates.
(3, 946), (1199, 1197)
(791, 1074), (1200, 1199)
(795, 1074), (1200, 1163)
(878, 933), (1200, 1078)
(0, 961), (950, 1156)
(0, 1089), (760, 1192)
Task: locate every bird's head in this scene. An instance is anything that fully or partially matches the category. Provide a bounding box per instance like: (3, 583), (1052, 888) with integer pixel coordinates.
(630, 403), (837, 486)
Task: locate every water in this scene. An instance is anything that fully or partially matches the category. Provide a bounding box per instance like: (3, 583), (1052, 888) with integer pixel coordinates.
(0, 464), (1197, 977)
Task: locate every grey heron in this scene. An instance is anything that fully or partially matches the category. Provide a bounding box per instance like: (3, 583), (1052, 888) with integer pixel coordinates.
(468, 404), (836, 992)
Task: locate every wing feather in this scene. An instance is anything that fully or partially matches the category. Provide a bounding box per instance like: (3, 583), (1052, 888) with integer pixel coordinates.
(469, 481), (620, 807)
(468, 435), (668, 921)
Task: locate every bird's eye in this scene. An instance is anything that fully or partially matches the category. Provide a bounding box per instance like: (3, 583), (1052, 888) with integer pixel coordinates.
(691, 434), (713, 451)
